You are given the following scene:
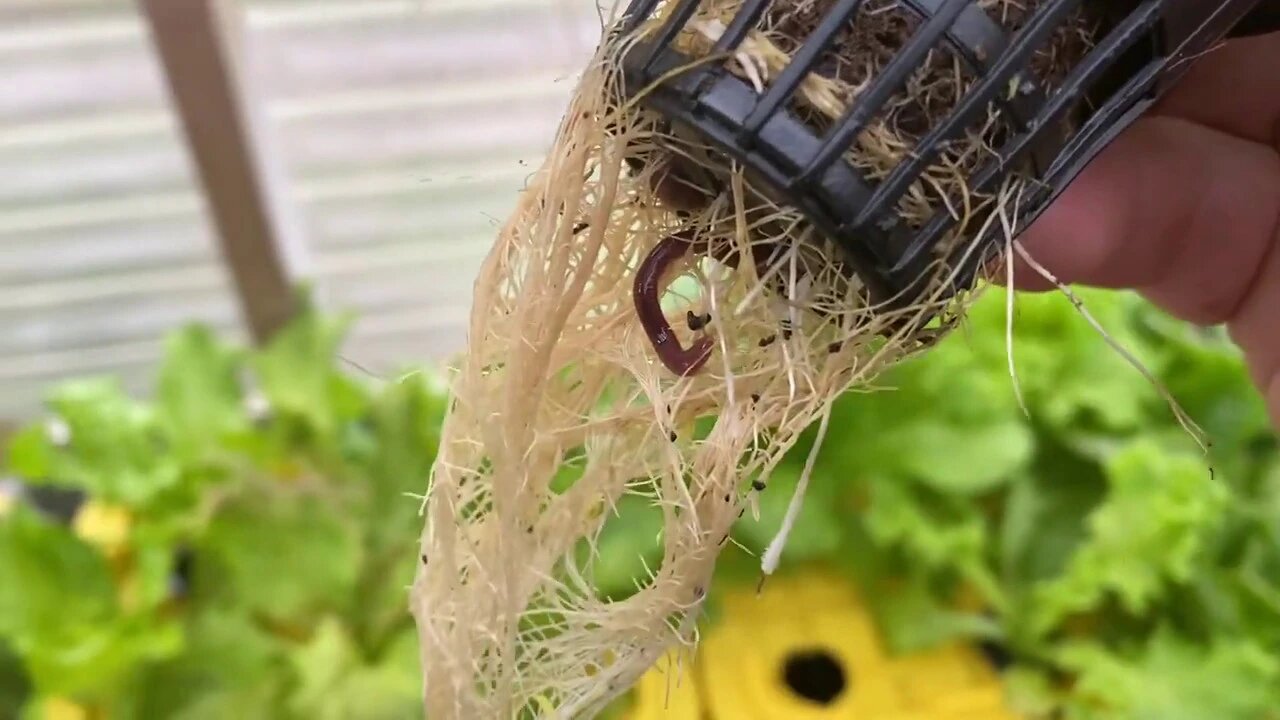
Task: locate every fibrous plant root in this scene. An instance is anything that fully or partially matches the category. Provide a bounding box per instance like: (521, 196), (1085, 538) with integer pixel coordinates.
(411, 2), (1100, 717)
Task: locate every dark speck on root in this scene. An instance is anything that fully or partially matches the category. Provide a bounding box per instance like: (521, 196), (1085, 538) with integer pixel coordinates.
(686, 310), (712, 332)
(752, 480), (766, 491)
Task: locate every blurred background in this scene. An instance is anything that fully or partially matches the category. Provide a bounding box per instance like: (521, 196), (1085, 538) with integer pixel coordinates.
(0, 0), (597, 419)
(1, 3), (1277, 720)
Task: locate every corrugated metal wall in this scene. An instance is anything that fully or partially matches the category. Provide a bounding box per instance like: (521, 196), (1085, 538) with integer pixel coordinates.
(0, 0), (601, 418)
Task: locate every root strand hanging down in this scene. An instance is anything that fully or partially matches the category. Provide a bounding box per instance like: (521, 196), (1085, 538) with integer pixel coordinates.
(410, 2), (1101, 718)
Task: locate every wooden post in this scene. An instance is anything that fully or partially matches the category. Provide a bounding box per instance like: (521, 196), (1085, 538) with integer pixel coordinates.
(140, 0), (310, 344)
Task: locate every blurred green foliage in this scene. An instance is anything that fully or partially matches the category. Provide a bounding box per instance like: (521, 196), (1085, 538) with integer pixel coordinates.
(1, 286), (1277, 720)
(1, 300), (446, 720)
(595, 287), (1279, 719)
(715, 287), (1280, 720)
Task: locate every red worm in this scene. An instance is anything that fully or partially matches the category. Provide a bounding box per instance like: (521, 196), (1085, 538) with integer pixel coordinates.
(628, 147), (787, 376)
(633, 232), (715, 377)
(633, 233), (787, 377)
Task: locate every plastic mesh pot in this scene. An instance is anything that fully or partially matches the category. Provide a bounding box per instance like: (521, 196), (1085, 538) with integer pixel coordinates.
(616, 0), (1277, 312)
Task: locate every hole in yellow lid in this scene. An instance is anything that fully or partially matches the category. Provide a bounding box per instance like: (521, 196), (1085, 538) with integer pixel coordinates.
(782, 648), (847, 706)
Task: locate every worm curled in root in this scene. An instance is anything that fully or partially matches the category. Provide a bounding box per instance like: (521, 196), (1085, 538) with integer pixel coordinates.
(629, 143), (792, 376)
(633, 222), (791, 377)
(634, 231), (714, 376)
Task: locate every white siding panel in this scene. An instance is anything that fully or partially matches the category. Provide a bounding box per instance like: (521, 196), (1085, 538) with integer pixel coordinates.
(249, 1), (600, 377)
(0, 0), (604, 419)
(0, 131), (191, 204)
(0, 0), (237, 419)
(0, 286), (240, 357)
(0, 32), (165, 122)
(276, 90), (568, 173)
(302, 186), (514, 249)
(0, 217), (213, 285)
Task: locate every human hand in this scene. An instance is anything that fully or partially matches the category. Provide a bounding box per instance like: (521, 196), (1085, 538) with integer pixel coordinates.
(1008, 31), (1280, 428)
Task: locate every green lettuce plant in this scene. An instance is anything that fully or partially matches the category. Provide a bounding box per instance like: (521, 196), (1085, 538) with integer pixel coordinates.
(713, 287), (1280, 719)
(2, 286), (1277, 720)
(1, 302), (446, 719)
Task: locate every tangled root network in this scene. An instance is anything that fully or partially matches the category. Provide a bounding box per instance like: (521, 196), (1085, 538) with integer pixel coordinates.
(411, 1), (1099, 717)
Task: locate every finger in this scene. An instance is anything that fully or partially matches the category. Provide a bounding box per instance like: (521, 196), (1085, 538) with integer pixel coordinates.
(1009, 116), (1280, 327)
(1009, 116), (1280, 425)
(1225, 221), (1280, 428)
(1153, 31), (1280, 144)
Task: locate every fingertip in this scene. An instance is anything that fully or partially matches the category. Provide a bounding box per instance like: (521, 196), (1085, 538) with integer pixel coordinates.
(990, 155), (1126, 293)
(999, 116), (1257, 296)
(1006, 115), (1279, 329)
(1013, 141), (1135, 287)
